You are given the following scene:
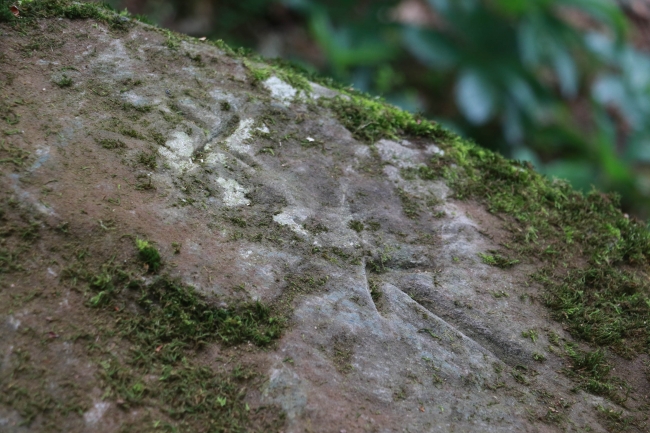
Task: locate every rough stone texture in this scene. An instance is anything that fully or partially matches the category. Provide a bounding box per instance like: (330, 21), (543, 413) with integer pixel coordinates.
(0, 14), (648, 433)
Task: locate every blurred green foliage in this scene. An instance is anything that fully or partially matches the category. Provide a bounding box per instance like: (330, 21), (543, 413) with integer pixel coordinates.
(105, 0), (650, 218)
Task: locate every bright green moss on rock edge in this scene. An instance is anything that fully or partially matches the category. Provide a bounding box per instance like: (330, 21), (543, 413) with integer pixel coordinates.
(335, 104), (650, 357)
(0, 0), (132, 29)
(330, 91), (650, 356)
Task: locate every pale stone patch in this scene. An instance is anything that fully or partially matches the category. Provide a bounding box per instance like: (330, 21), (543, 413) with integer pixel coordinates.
(7, 315), (20, 331)
(425, 143), (445, 156)
(224, 118), (254, 154)
(121, 91), (153, 109)
(219, 118), (269, 155)
(353, 145), (370, 157)
(204, 151), (227, 166)
(37, 59), (60, 66)
(158, 131), (196, 170)
(83, 401), (110, 425)
(263, 76), (297, 104)
(309, 82), (340, 99)
(29, 146), (50, 170)
(216, 177), (250, 207)
(375, 138), (419, 168)
(9, 174), (56, 216)
(383, 164), (403, 183)
(273, 211), (309, 237)
(263, 367), (307, 421)
(93, 39), (134, 80)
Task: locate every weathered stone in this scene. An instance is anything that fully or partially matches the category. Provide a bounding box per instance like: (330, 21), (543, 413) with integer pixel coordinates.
(0, 5), (648, 433)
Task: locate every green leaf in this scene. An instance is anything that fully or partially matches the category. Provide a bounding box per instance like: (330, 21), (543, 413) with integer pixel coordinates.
(552, 47), (578, 97)
(402, 26), (458, 69)
(455, 69), (497, 124)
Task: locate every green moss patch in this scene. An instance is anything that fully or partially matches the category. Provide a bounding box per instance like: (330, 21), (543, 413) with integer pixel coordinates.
(84, 268), (285, 431)
(429, 141), (650, 355)
(325, 95), (448, 144)
(478, 251), (520, 268)
(3, 0), (133, 30)
(0, 191), (285, 430)
(564, 345), (629, 404)
(323, 82), (650, 363)
(135, 238), (162, 272)
(541, 267), (650, 355)
(245, 60), (312, 94)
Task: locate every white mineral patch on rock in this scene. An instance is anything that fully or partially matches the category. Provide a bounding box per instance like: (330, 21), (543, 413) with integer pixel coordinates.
(224, 118), (254, 153)
(273, 211), (309, 237)
(204, 151), (227, 166)
(221, 118), (270, 154)
(121, 91), (154, 109)
(216, 177), (250, 207)
(209, 89), (239, 109)
(425, 143), (445, 156)
(158, 131), (196, 170)
(375, 139), (420, 168)
(30, 146), (50, 170)
(83, 401), (110, 425)
(353, 145), (370, 157)
(263, 76), (297, 104)
(383, 164), (402, 182)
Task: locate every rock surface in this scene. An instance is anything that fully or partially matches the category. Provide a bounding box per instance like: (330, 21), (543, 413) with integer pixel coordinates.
(0, 6), (649, 433)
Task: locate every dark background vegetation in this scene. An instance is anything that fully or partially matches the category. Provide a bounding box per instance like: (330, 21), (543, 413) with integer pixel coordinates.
(105, 0), (650, 220)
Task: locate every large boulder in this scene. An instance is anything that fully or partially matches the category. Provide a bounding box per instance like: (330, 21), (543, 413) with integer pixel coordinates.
(1, 3), (648, 432)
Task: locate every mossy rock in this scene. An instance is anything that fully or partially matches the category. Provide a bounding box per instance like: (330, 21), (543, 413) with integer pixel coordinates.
(0, 2), (648, 432)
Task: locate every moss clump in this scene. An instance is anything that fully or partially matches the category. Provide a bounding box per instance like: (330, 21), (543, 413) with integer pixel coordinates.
(136, 149), (157, 169)
(348, 220), (364, 232)
(149, 130), (166, 146)
(248, 64), (272, 84)
(405, 137), (650, 357)
(542, 267), (650, 354)
(81, 262), (285, 430)
(0, 141), (31, 167)
(5, 0), (133, 30)
(440, 140), (650, 264)
(53, 74), (72, 88)
(245, 60), (312, 95)
(564, 345), (628, 404)
(478, 251), (520, 268)
(396, 188), (420, 219)
(97, 138), (126, 150)
(136, 238), (161, 272)
(325, 84), (650, 358)
(401, 165), (437, 181)
(325, 95), (449, 144)
(123, 276), (283, 348)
